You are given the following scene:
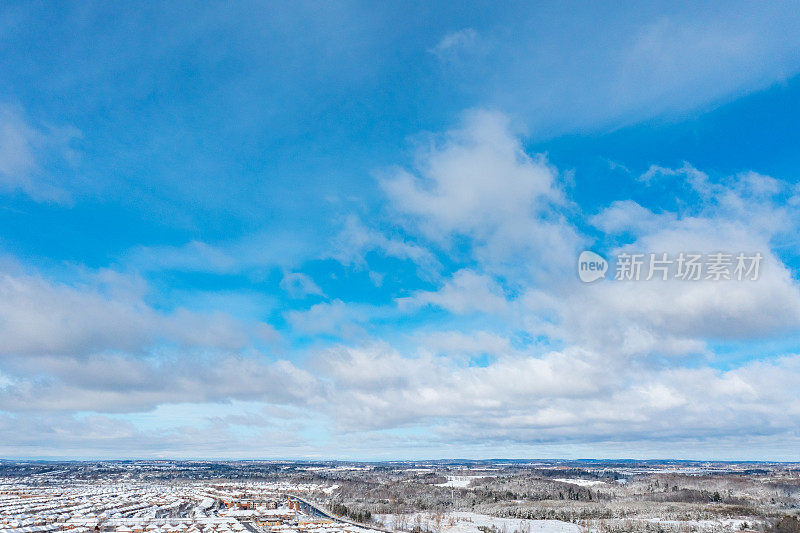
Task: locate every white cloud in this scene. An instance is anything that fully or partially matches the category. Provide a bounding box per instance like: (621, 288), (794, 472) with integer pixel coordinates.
(307, 342), (800, 451)
(0, 104), (80, 203)
(558, 169), (800, 357)
(398, 269), (508, 315)
(590, 200), (676, 236)
(331, 215), (441, 279)
(280, 272), (324, 298)
(457, 6), (800, 135)
(0, 351), (318, 414)
(0, 410), (320, 458)
(310, 343), (614, 432)
(430, 28), (480, 61)
(639, 163), (713, 196)
(382, 109), (582, 282)
(125, 229), (321, 274)
(383, 110), (560, 239)
(0, 267), (272, 357)
(284, 299), (371, 338)
(411, 330), (513, 359)
(377, 114), (800, 368)
(4, 107), (800, 458)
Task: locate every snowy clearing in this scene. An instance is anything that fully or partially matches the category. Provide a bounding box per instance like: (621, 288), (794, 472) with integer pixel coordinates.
(436, 476), (483, 488)
(322, 484), (341, 494)
(376, 511), (584, 533)
(551, 479), (606, 488)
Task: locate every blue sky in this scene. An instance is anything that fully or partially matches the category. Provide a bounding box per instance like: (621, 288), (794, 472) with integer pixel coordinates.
(2, 1), (800, 460)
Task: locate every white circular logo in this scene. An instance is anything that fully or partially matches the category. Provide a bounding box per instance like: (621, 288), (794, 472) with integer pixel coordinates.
(578, 251), (607, 282)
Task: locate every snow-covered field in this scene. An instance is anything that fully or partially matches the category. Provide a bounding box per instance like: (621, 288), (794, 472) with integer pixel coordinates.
(551, 479), (606, 488)
(435, 476), (483, 488)
(376, 511), (584, 533)
(642, 517), (758, 531)
(377, 512), (762, 533)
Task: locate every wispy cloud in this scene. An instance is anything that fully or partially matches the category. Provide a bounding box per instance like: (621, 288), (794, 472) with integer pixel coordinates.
(430, 28), (480, 61)
(0, 104), (80, 204)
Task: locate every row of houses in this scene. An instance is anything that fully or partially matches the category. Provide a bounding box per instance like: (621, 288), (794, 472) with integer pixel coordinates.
(0, 479), (379, 533)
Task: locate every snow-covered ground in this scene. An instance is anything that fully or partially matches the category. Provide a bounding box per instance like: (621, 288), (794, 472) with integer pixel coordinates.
(642, 517), (760, 531)
(377, 511), (584, 533)
(377, 513), (761, 533)
(435, 476), (483, 488)
(322, 484), (341, 494)
(551, 479), (606, 488)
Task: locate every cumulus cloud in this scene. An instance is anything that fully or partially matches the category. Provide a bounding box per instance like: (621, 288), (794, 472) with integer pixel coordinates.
(302, 116), (800, 454)
(306, 343), (800, 452)
(310, 343), (612, 431)
(382, 109), (582, 281)
(383, 110), (560, 238)
(555, 168), (800, 357)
